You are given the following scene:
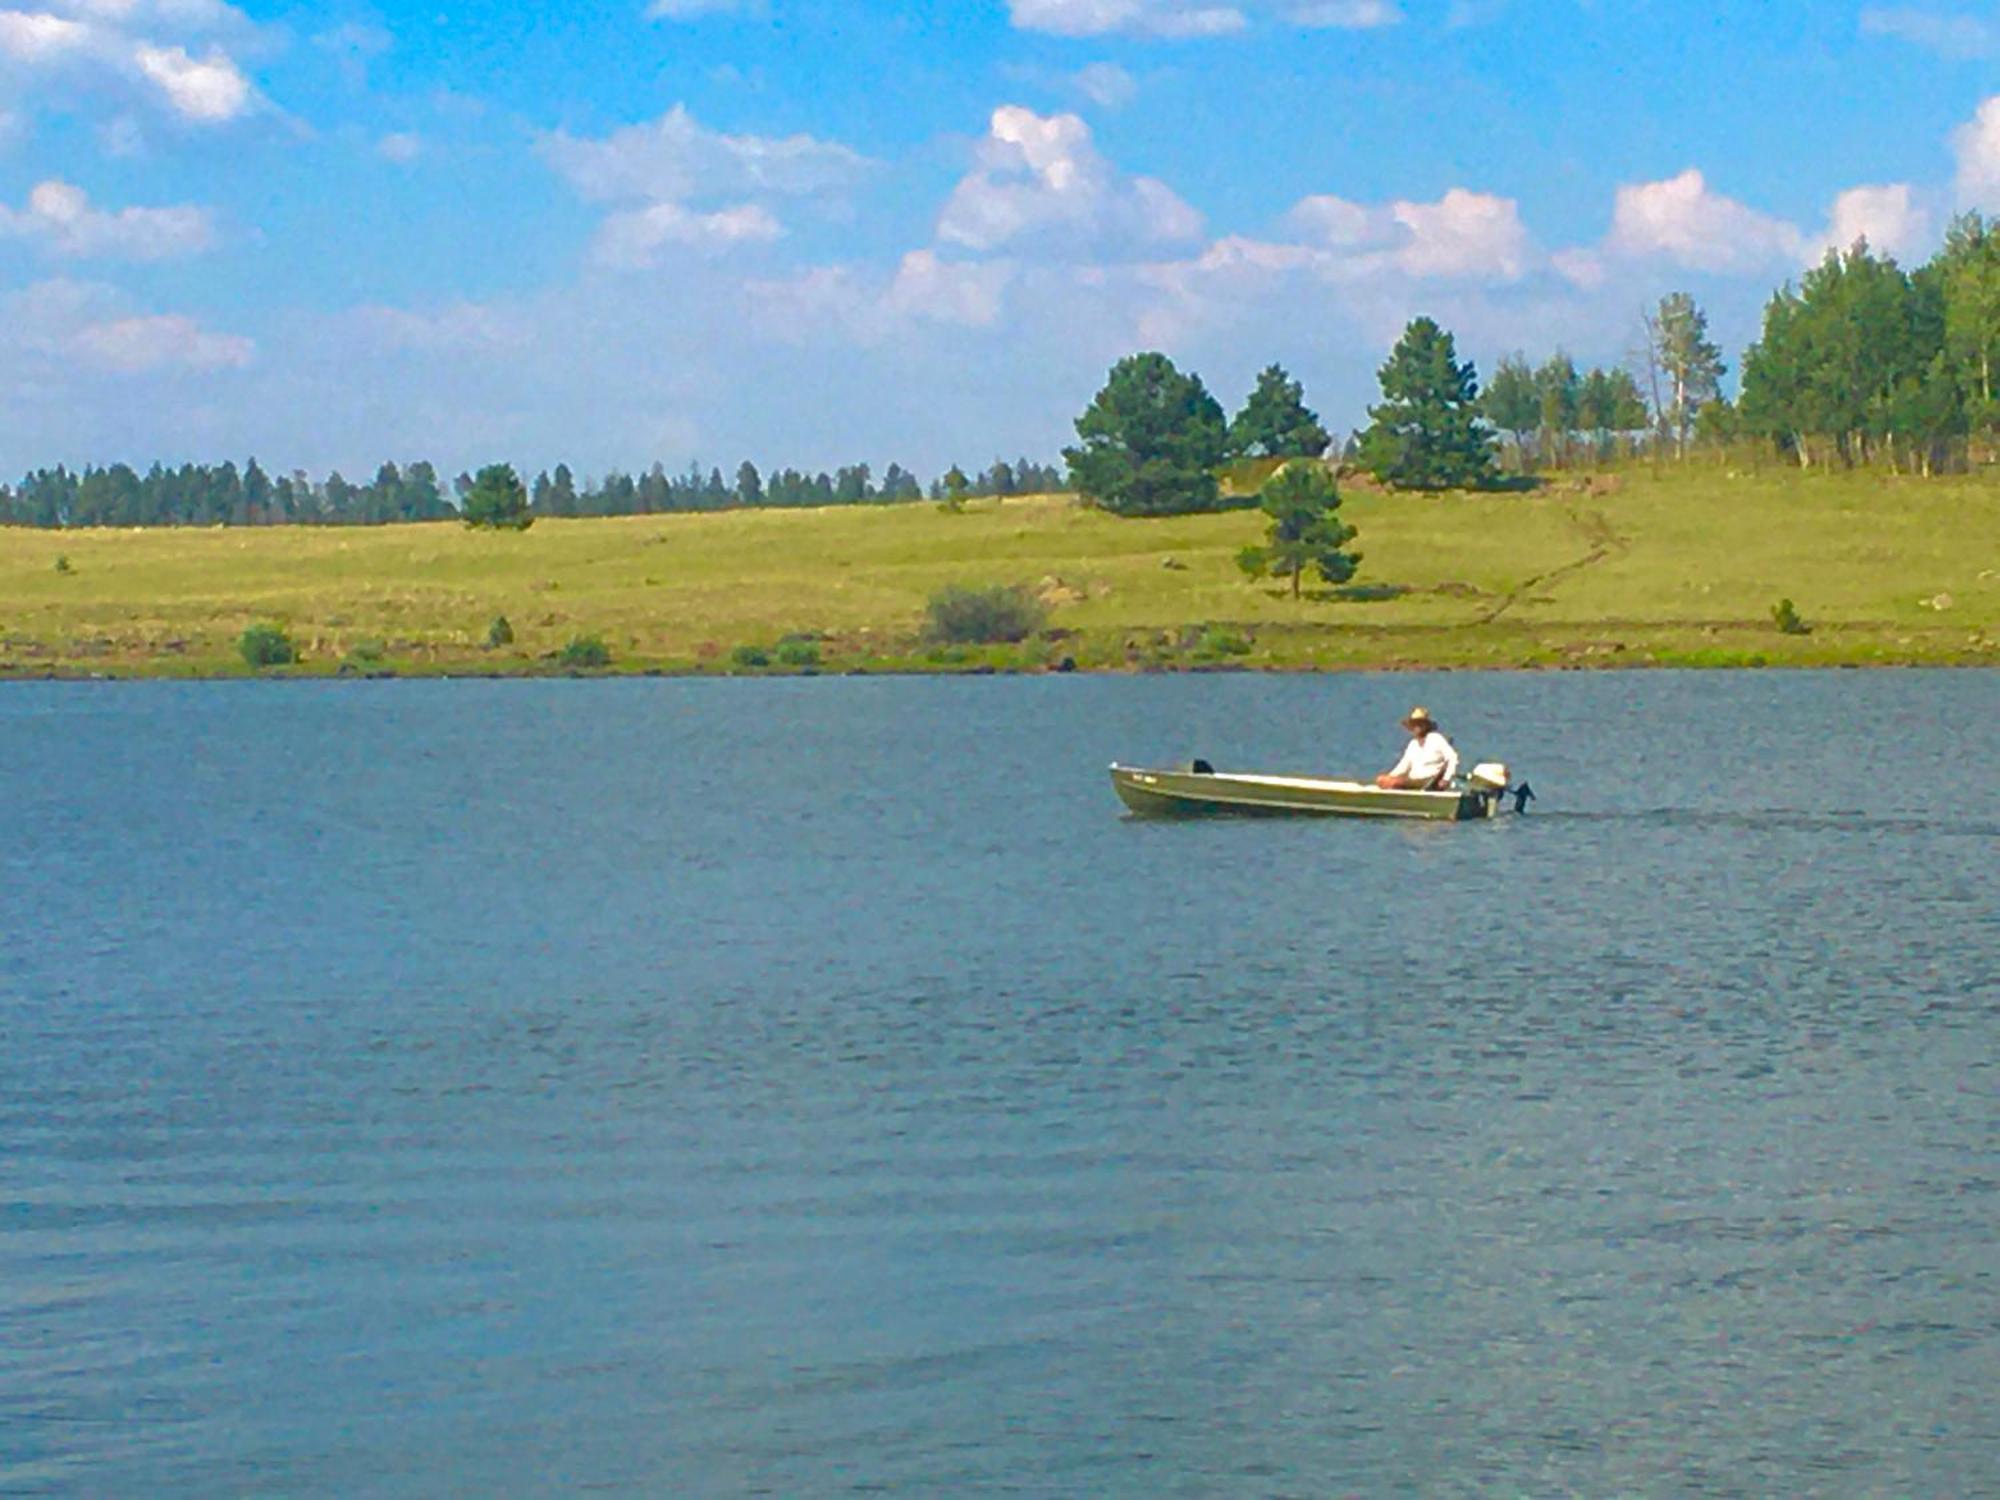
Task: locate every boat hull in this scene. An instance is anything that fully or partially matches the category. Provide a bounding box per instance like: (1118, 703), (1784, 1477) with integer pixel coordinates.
(1110, 764), (1495, 822)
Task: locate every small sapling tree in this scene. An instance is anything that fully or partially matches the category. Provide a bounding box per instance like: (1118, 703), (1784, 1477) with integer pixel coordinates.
(1236, 463), (1361, 599)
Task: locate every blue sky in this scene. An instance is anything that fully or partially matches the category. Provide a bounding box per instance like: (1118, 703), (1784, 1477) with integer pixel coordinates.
(1, 0), (1997, 479)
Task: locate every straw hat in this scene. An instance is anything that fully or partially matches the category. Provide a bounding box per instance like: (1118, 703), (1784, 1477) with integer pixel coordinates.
(1400, 706), (1437, 732)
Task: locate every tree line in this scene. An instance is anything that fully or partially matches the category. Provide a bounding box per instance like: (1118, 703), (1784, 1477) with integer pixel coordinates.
(0, 453), (1066, 529)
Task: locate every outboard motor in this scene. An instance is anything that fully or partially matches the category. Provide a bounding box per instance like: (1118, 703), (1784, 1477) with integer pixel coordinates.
(1468, 762), (1533, 817)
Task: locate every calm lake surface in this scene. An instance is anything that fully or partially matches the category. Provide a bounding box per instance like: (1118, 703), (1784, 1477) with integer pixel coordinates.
(2, 672), (1995, 1495)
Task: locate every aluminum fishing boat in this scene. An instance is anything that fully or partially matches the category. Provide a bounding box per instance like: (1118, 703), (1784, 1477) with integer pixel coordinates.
(1109, 761), (1522, 822)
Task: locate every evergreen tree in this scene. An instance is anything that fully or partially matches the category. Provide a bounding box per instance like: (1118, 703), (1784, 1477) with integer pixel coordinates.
(1358, 318), (1494, 489)
(736, 460), (763, 507)
(1236, 462), (1360, 598)
(1228, 363), (1330, 459)
(461, 463), (533, 530)
(1064, 351), (1230, 516)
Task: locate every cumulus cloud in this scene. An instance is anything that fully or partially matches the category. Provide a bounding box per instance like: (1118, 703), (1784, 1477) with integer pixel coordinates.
(1286, 187), (1535, 279)
(1810, 182), (1933, 262)
(594, 201), (781, 268)
(937, 105), (1203, 253)
(543, 104), (869, 205)
(3, 277), (251, 376)
(1859, 7), (1997, 59)
(0, 0), (263, 124)
(1008, 0), (1246, 39)
(0, 178), (215, 259)
(132, 42), (249, 120)
(1604, 168), (1803, 272)
(1953, 95), (2000, 208)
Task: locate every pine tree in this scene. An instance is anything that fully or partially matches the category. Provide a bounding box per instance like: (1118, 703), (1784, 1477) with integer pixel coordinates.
(1358, 318), (1494, 489)
(460, 463), (533, 530)
(1065, 352), (1230, 516)
(1227, 364), (1330, 459)
(1236, 462), (1360, 598)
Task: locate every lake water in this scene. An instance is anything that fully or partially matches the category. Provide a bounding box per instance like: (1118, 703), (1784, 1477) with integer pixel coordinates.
(2, 672), (1995, 1495)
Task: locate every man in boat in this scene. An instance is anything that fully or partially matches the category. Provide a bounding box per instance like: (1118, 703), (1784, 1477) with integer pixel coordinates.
(1376, 706), (1460, 790)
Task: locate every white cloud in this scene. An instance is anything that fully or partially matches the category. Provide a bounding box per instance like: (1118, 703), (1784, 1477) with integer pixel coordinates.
(0, 2), (263, 124)
(884, 250), (1014, 327)
(1290, 0), (1400, 27)
(3, 277), (251, 376)
(593, 201), (781, 267)
(1810, 182), (1932, 262)
(377, 131), (423, 163)
(542, 104), (870, 205)
(73, 311), (252, 371)
(543, 105), (866, 271)
(1953, 95), (2000, 208)
(0, 9), (90, 59)
(0, 178), (215, 259)
(1604, 168), (1803, 272)
(1859, 7), (1997, 59)
(937, 105), (1203, 253)
(345, 301), (531, 354)
(1072, 61), (1137, 108)
(133, 42), (250, 120)
(1008, 0), (1247, 39)
(645, 0), (760, 16)
(1286, 186), (1535, 279)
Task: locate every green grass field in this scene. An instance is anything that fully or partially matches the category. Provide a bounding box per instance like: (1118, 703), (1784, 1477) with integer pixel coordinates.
(2, 465), (1996, 676)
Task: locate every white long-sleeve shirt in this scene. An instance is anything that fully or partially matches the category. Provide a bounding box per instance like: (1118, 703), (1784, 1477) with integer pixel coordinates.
(1389, 731), (1460, 787)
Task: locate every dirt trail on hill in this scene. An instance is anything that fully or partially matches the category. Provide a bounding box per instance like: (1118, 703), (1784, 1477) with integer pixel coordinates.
(1479, 507), (1629, 624)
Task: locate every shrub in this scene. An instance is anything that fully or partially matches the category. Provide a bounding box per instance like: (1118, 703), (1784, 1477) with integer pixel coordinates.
(924, 584), (1049, 645)
(52, 554), (71, 574)
(1199, 627), (1252, 657)
(239, 623), (296, 669)
(775, 638), (821, 668)
(486, 614), (515, 648)
(347, 638), (386, 666)
(1771, 598), (1810, 635)
(559, 633), (610, 669)
(731, 643), (771, 669)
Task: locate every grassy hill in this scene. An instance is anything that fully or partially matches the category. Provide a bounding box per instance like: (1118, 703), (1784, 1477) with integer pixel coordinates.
(1, 465), (1995, 676)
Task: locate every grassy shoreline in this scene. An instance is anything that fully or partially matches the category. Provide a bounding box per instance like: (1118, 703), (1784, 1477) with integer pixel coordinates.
(3, 467), (1995, 678)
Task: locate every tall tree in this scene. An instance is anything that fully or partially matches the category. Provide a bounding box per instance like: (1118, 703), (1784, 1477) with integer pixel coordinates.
(1358, 317), (1495, 490)
(1228, 363), (1331, 459)
(1236, 462), (1360, 598)
(1535, 352), (1581, 468)
(1939, 212), (1999, 445)
(1648, 293), (1726, 458)
(1065, 352), (1231, 516)
(736, 460), (764, 507)
(1481, 355), (1539, 468)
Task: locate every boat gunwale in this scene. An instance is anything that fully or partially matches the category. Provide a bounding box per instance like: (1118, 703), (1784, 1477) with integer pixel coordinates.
(1109, 763), (1482, 821)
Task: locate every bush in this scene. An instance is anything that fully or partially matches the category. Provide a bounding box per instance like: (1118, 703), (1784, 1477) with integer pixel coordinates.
(559, 633), (610, 669)
(52, 554), (71, 574)
(924, 584), (1049, 645)
(775, 638), (821, 668)
(731, 644), (771, 669)
(239, 623), (296, 669)
(1198, 627), (1252, 657)
(486, 614), (515, 648)
(347, 638), (386, 666)
(1771, 598), (1810, 635)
